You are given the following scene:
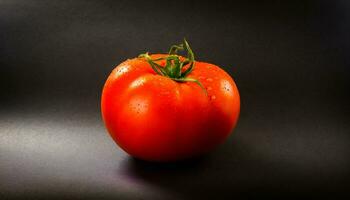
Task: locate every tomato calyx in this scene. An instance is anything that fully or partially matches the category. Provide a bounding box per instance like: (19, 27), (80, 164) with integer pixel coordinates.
(138, 39), (207, 95)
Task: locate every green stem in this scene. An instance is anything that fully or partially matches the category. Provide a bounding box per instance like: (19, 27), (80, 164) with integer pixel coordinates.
(171, 77), (207, 95)
(138, 39), (207, 95)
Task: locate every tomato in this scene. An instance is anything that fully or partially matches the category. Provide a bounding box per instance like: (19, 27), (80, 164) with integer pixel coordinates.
(101, 40), (240, 162)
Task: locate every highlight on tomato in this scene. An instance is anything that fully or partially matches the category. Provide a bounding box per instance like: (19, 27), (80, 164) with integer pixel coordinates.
(101, 39), (240, 162)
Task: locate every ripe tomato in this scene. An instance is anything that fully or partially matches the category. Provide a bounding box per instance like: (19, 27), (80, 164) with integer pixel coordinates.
(101, 40), (240, 162)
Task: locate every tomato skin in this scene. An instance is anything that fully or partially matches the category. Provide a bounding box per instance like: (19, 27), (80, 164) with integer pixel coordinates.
(101, 54), (240, 162)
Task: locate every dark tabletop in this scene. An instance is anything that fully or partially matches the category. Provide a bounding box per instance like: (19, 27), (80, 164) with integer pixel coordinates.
(1, 0), (349, 199)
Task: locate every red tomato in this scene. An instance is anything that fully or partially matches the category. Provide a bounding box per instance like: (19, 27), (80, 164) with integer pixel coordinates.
(101, 40), (240, 162)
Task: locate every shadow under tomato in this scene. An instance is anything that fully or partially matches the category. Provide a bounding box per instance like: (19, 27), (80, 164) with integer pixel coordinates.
(127, 155), (208, 173)
(121, 139), (290, 199)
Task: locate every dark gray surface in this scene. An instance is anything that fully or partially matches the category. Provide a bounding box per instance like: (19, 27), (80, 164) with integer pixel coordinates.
(1, 0), (350, 199)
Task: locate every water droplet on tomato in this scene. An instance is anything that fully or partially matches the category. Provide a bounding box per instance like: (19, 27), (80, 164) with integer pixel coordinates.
(221, 80), (233, 95)
(130, 97), (148, 115)
(113, 65), (130, 79)
(130, 77), (146, 88)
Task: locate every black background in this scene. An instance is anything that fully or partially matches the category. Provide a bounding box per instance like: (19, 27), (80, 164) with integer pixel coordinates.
(1, 0), (349, 199)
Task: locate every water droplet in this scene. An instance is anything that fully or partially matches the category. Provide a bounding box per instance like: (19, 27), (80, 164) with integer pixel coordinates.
(206, 78), (213, 82)
(130, 77), (146, 88)
(211, 95), (216, 100)
(130, 97), (148, 114)
(113, 65), (129, 78)
(221, 80), (232, 94)
(207, 87), (212, 91)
